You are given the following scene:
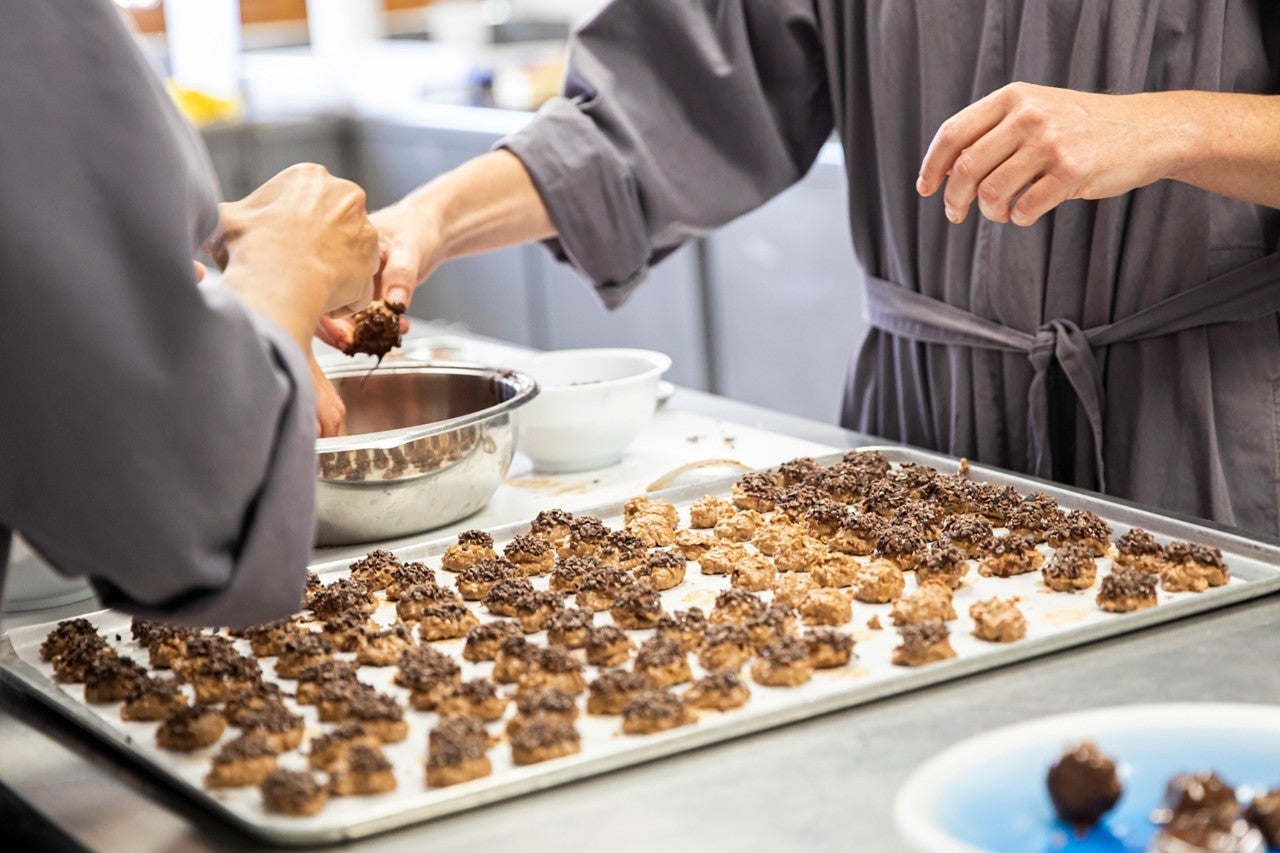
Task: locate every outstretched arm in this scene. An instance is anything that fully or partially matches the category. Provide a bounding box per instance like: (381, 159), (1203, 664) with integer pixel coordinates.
(347, 0), (833, 330)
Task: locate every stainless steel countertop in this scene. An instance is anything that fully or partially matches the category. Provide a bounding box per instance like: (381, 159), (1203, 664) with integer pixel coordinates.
(4, 387), (1279, 853)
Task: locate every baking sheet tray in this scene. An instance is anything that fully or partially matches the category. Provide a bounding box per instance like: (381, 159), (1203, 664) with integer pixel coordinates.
(4, 445), (1280, 846)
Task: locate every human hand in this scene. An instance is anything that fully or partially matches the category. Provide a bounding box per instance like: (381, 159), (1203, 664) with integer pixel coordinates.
(208, 164), (381, 338)
(369, 197), (446, 310)
(313, 197), (442, 353)
(916, 82), (1190, 226)
(308, 351), (347, 438)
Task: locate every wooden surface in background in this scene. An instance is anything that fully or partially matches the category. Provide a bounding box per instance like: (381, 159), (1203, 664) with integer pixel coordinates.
(128, 0), (433, 35)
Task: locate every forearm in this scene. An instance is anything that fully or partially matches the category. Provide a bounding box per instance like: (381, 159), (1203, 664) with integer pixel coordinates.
(1163, 91), (1280, 209)
(396, 150), (556, 265)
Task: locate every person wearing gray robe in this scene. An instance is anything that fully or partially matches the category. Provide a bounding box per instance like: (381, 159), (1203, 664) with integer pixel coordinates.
(370, 1), (1280, 534)
(0, 1), (378, 626)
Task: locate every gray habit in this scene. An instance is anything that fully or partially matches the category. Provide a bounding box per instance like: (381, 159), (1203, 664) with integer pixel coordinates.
(500, 0), (1280, 534)
(0, 1), (317, 626)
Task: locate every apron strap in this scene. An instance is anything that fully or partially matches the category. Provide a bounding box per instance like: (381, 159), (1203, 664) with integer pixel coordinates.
(862, 250), (1280, 491)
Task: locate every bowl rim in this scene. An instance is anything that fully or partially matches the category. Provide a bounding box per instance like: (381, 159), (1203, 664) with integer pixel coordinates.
(521, 347), (672, 388)
(315, 360), (539, 454)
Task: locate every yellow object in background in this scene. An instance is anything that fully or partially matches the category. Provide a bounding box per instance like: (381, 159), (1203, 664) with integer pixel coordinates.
(165, 79), (243, 126)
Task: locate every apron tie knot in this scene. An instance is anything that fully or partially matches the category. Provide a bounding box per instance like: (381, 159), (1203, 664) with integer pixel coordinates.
(1026, 319), (1107, 490)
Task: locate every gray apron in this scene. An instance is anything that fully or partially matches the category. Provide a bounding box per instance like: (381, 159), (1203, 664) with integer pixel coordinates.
(863, 252), (1280, 493)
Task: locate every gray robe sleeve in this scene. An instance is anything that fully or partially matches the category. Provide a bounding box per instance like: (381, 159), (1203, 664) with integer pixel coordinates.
(0, 1), (315, 628)
(498, 0), (833, 307)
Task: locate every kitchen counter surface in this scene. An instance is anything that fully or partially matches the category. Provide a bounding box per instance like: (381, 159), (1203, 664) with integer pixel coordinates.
(4, 333), (1280, 852)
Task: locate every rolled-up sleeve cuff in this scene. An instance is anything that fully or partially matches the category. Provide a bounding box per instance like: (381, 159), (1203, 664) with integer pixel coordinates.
(497, 98), (650, 310)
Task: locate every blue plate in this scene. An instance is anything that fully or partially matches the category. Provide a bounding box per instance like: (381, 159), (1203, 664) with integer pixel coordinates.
(895, 703), (1280, 852)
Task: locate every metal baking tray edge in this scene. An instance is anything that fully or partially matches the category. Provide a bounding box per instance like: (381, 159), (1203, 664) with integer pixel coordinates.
(5, 445), (1280, 845)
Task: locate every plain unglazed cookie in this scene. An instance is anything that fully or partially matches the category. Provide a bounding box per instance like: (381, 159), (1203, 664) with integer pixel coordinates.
(969, 596), (1027, 643)
(812, 552), (861, 588)
(798, 587), (854, 627)
(889, 582), (957, 626)
(752, 518), (803, 557)
(731, 552), (778, 592)
(628, 513), (677, 548)
(772, 572), (820, 607)
(689, 495), (736, 529)
(673, 528), (716, 561)
(714, 509), (764, 543)
(773, 533), (827, 572)
(624, 495), (680, 527)
(698, 542), (750, 576)
(852, 559), (906, 604)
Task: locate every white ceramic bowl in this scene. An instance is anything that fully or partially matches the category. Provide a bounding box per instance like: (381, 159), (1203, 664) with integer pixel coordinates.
(515, 348), (672, 472)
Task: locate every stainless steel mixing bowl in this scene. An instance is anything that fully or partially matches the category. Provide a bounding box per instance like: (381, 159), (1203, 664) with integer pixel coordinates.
(314, 362), (538, 545)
